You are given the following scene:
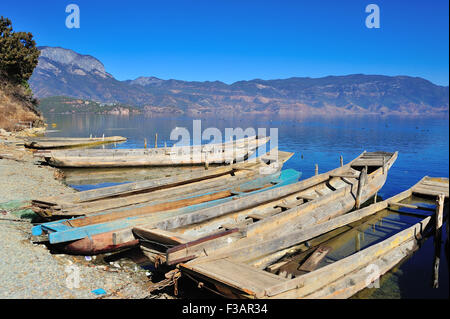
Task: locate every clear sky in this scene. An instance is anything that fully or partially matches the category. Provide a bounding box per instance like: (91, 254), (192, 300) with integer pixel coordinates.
(1, 0), (449, 85)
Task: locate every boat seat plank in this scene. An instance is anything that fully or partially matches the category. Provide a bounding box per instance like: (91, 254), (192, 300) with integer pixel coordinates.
(246, 213), (266, 220)
(192, 258), (287, 294)
(296, 194), (317, 201)
(298, 246), (332, 273)
(412, 186), (449, 197)
(351, 159), (384, 166)
(220, 219), (253, 231)
(329, 174), (359, 179)
(388, 202), (436, 212)
(275, 203), (297, 210)
(416, 184), (449, 193)
(420, 181), (449, 188)
(133, 227), (192, 245)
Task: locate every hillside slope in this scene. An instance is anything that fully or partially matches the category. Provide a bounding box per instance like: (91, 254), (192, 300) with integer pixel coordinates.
(29, 46), (449, 115)
(0, 75), (44, 131)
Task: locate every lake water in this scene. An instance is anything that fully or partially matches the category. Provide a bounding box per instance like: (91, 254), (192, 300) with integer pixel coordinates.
(43, 112), (449, 299)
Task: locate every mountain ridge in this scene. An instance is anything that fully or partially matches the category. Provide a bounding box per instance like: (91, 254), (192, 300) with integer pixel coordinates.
(29, 46), (449, 115)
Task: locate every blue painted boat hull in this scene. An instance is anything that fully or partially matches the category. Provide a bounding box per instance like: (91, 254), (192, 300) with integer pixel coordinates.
(32, 169), (301, 254)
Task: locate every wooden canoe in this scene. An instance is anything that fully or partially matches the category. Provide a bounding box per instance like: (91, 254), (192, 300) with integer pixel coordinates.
(31, 151), (299, 254)
(24, 136), (127, 149)
(61, 166), (205, 185)
(31, 149), (293, 219)
(133, 151), (398, 266)
(32, 169), (301, 254)
(178, 176), (448, 299)
(36, 136), (269, 168)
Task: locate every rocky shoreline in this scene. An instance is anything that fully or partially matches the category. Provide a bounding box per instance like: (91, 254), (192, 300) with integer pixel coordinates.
(0, 132), (168, 299)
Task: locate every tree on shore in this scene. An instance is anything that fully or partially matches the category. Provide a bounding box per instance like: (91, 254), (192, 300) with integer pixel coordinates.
(0, 16), (40, 84)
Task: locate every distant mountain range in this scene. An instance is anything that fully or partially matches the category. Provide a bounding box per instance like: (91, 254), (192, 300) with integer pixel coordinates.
(29, 46), (449, 115)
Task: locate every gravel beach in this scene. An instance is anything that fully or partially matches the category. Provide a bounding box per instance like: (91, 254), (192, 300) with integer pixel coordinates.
(0, 134), (162, 299)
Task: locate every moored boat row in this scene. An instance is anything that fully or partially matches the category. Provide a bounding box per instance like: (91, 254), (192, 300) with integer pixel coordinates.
(24, 136), (127, 149)
(178, 176), (448, 299)
(27, 142), (449, 299)
(35, 135), (270, 168)
(31, 149), (300, 254)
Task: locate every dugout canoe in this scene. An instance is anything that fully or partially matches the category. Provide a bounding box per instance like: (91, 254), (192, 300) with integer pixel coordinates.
(31, 149), (293, 219)
(24, 136), (127, 149)
(61, 166), (204, 185)
(178, 176), (448, 299)
(36, 136), (269, 168)
(133, 151), (398, 266)
(31, 152), (299, 254)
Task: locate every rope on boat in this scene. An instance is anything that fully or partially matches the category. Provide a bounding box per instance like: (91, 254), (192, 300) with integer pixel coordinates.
(133, 232), (177, 249)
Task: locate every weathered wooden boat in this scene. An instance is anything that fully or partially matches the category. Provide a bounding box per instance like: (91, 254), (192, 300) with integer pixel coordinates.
(32, 150), (292, 219)
(36, 136), (269, 168)
(24, 136), (127, 149)
(133, 151), (397, 266)
(62, 166), (205, 185)
(178, 176), (448, 299)
(31, 153), (300, 254)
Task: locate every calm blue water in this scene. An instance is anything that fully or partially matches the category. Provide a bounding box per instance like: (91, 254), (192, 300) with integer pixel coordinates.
(43, 113), (449, 298)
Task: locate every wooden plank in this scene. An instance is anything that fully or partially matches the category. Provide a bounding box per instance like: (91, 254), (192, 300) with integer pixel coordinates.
(246, 213), (267, 221)
(191, 258), (287, 295)
(220, 219), (253, 231)
(275, 203), (298, 210)
(296, 194), (317, 201)
(166, 229), (244, 265)
(355, 167), (367, 209)
(351, 159), (385, 166)
(329, 174), (359, 179)
(416, 183), (449, 193)
(388, 202), (436, 212)
(314, 189), (324, 197)
(420, 180), (449, 188)
(133, 227), (192, 246)
(412, 186), (449, 197)
(298, 246), (332, 273)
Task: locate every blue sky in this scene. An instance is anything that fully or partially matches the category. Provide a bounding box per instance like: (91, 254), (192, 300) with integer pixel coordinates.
(1, 0), (448, 85)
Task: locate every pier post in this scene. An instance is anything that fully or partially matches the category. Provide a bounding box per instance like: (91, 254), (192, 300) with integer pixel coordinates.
(155, 133), (158, 148)
(340, 155), (343, 167)
(315, 164), (318, 176)
(446, 198), (449, 274)
(205, 153), (209, 170)
(355, 167), (367, 209)
(433, 194), (445, 288)
(355, 232), (361, 252)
